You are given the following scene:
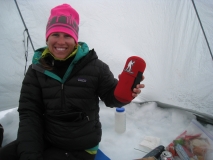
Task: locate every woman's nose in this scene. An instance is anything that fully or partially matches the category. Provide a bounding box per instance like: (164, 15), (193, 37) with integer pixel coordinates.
(57, 35), (66, 44)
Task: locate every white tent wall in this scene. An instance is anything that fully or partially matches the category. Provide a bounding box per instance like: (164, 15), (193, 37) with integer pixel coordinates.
(0, 0), (25, 111)
(0, 0), (213, 117)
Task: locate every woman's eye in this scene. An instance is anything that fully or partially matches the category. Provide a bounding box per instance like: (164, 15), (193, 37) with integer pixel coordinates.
(65, 34), (71, 38)
(51, 33), (59, 37)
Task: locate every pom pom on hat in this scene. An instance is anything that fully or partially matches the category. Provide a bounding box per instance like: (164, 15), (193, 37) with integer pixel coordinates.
(46, 4), (79, 43)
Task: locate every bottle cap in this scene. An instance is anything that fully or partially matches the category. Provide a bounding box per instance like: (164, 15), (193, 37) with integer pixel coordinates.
(116, 107), (125, 112)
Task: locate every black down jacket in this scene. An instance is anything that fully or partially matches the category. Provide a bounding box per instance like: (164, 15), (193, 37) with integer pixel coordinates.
(17, 44), (126, 160)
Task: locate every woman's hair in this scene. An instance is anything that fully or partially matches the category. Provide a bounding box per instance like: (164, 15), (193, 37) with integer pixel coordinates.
(39, 56), (54, 70)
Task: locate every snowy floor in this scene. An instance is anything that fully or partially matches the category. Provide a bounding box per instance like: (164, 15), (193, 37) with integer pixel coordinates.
(1, 102), (213, 159)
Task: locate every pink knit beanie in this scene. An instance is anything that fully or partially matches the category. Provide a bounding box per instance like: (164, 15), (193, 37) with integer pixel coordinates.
(46, 4), (79, 43)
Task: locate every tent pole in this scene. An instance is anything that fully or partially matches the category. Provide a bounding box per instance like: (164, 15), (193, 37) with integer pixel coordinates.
(191, 0), (213, 60)
(14, 0), (35, 52)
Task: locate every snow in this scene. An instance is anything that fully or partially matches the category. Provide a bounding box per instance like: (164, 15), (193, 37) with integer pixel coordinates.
(1, 102), (213, 159)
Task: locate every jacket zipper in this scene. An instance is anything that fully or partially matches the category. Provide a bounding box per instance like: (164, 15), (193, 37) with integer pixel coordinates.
(61, 84), (65, 109)
(65, 152), (70, 159)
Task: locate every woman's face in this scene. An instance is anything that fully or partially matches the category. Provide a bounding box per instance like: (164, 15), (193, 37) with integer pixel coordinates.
(47, 32), (76, 59)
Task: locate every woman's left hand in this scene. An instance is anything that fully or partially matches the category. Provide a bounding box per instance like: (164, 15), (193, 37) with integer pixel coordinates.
(132, 76), (145, 97)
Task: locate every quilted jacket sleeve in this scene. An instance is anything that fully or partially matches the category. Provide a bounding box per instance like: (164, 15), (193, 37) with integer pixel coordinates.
(97, 62), (129, 107)
(17, 65), (45, 160)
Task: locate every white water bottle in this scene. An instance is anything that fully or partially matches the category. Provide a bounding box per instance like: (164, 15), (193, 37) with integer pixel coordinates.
(114, 107), (126, 133)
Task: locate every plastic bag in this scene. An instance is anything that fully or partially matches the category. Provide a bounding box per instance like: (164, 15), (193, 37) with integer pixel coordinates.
(166, 119), (213, 160)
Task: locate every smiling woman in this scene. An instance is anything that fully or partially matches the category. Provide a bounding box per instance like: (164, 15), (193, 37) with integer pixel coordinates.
(0, 3), (144, 160)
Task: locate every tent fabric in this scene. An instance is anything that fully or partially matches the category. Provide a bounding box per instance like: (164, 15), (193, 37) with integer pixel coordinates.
(0, 0), (213, 117)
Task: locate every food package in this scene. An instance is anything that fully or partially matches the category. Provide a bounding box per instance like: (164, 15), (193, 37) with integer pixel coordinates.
(166, 119), (213, 160)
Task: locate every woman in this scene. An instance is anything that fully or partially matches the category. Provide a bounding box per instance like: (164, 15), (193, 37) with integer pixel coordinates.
(0, 4), (145, 160)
